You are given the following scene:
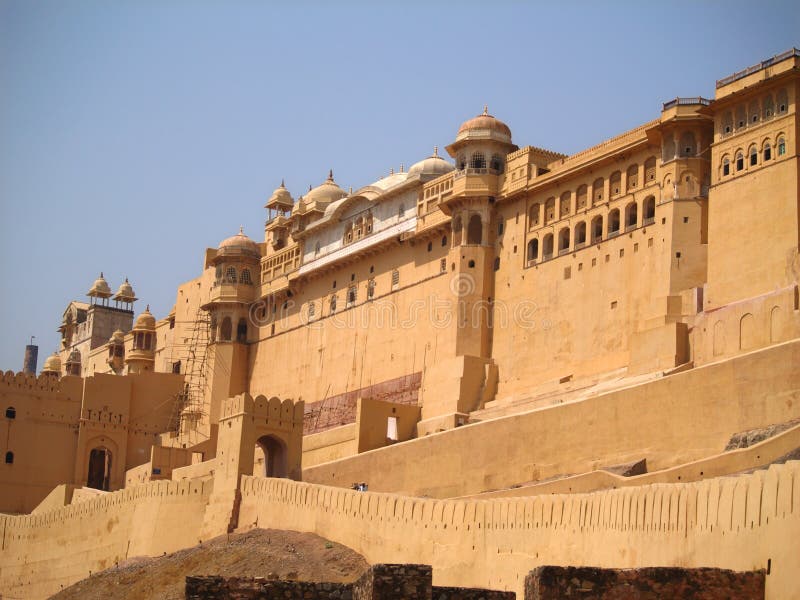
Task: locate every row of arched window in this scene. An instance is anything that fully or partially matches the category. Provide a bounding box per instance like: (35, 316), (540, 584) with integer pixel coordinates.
(529, 158), (657, 229)
(720, 89), (789, 136)
(720, 135), (787, 177)
(214, 265), (253, 285)
(453, 214), (483, 246)
(527, 197), (656, 263)
(210, 316), (248, 343)
(132, 332), (153, 351)
(456, 152), (505, 173)
(343, 213), (374, 245)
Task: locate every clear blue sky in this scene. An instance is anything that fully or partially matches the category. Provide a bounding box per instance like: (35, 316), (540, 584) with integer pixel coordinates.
(0, 0), (798, 370)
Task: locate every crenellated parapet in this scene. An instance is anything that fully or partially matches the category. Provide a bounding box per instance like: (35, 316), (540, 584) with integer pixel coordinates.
(219, 392), (304, 431)
(0, 369), (62, 393)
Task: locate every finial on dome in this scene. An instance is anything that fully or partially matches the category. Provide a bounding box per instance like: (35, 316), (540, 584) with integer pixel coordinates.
(400, 163), (404, 173)
(280, 178), (285, 188)
(349, 186), (353, 194)
(390, 167), (394, 175)
(483, 105), (488, 116)
(145, 304), (150, 312)
(100, 271), (104, 278)
(309, 184), (312, 191)
(239, 225), (244, 235)
(327, 169), (334, 181)
(433, 146), (438, 157)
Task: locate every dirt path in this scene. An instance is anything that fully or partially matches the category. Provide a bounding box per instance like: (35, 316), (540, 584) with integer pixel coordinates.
(49, 529), (369, 600)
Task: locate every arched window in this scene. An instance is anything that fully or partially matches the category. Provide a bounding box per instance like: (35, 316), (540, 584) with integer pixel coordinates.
(467, 215), (482, 245)
(559, 192), (571, 217)
(529, 203), (540, 227)
(763, 94), (774, 118)
(625, 202), (638, 229)
(777, 137), (786, 156)
(608, 209), (620, 236)
(215, 264), (222, 283)
(367, 279), (376, 299)
(453, 215), (463, 246)
(574, 222), (587, 247)
(592, 178), (604, 204)
(749, 145), (758, 167)
(144, 333), (152, 350)
(210, 316), (217, 342)
(490, 153), (504, 172)
(736, 152), (744, 171)
(591, 215), (603, 243)
(626, 164), (638, 190)
(5, 407), (15, 419)
(749, 99), (760, 124)
(441, 235), (447, 247)
(764, 142), (772, 161)
(330, 295), (337, 313)
(398, 204), (405, 218)
(458, 154), (466, 170)
(315, 241), (321, 256)
(225, 267), (237, 283)
(722, 111), (733, 135)
(307, 302), (316, 319)
(542, 233), (554, 259)
(777, 89), (788, 114)
(735, 105), (746, 129)
(722, 157), (731, 176)
(240, 269), (252, 285)
(347, 286), (357, 305)
(470, 152), (486, 169)
(610, 171), (622, 196)
(236, 318), (247, 342)
(680, 131), (696, 157)
(527, 238), (539, 262)
(220, 317), (232, 341)
(558, 227), (570, 253)
(643, 196), (656, 224)
(5, 451), (13, 464)
(644, 157), (657, 183)
(545, 197), (555, 223)
(576, 185), (588, 210)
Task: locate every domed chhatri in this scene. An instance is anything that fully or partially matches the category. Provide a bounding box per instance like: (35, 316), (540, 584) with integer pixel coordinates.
(455, 105), (513, 142)
(113, 278), (137, 304)
(217, 227), (260, 260)
(265, 179), (294, 210)
(304, 170), (348, 206)
(41, 352), (62, 375)
(133, 305), (156, 331)
(87, 272), (112, 300)
(408, 146), (455, 178)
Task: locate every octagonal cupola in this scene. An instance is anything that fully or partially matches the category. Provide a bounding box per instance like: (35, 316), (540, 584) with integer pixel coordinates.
(446, 106), (517, 173)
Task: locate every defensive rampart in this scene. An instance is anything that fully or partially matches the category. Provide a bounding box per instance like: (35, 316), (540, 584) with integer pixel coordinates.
(0, 478), (211, 599)
(237, 462), (799, 599)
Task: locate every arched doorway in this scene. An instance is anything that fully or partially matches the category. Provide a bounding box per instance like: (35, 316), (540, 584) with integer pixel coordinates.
(255, 435), (288, 478)
(87, 447), (112, 490)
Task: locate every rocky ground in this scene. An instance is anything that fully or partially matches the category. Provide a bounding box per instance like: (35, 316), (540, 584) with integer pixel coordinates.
(49, 529), (369, 600)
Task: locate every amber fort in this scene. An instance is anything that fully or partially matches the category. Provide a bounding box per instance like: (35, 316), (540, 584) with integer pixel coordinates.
(1, 48), (800, 598)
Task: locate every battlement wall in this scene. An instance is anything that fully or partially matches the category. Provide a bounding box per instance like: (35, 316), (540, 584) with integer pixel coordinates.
(0, 478), (211, 599)
(238, 461), (799, 599)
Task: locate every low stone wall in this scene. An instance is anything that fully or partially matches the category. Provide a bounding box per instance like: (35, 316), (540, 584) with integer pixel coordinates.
(185, 564), (511, 600)
(185, 576), (351, 599)
(525, 566), (765, 599)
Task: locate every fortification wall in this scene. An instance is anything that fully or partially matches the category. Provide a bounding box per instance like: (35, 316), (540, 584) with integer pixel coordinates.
(237, 461), (799, 600)
(0, 478), (211, 599)
(303, 340), (800, 498)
